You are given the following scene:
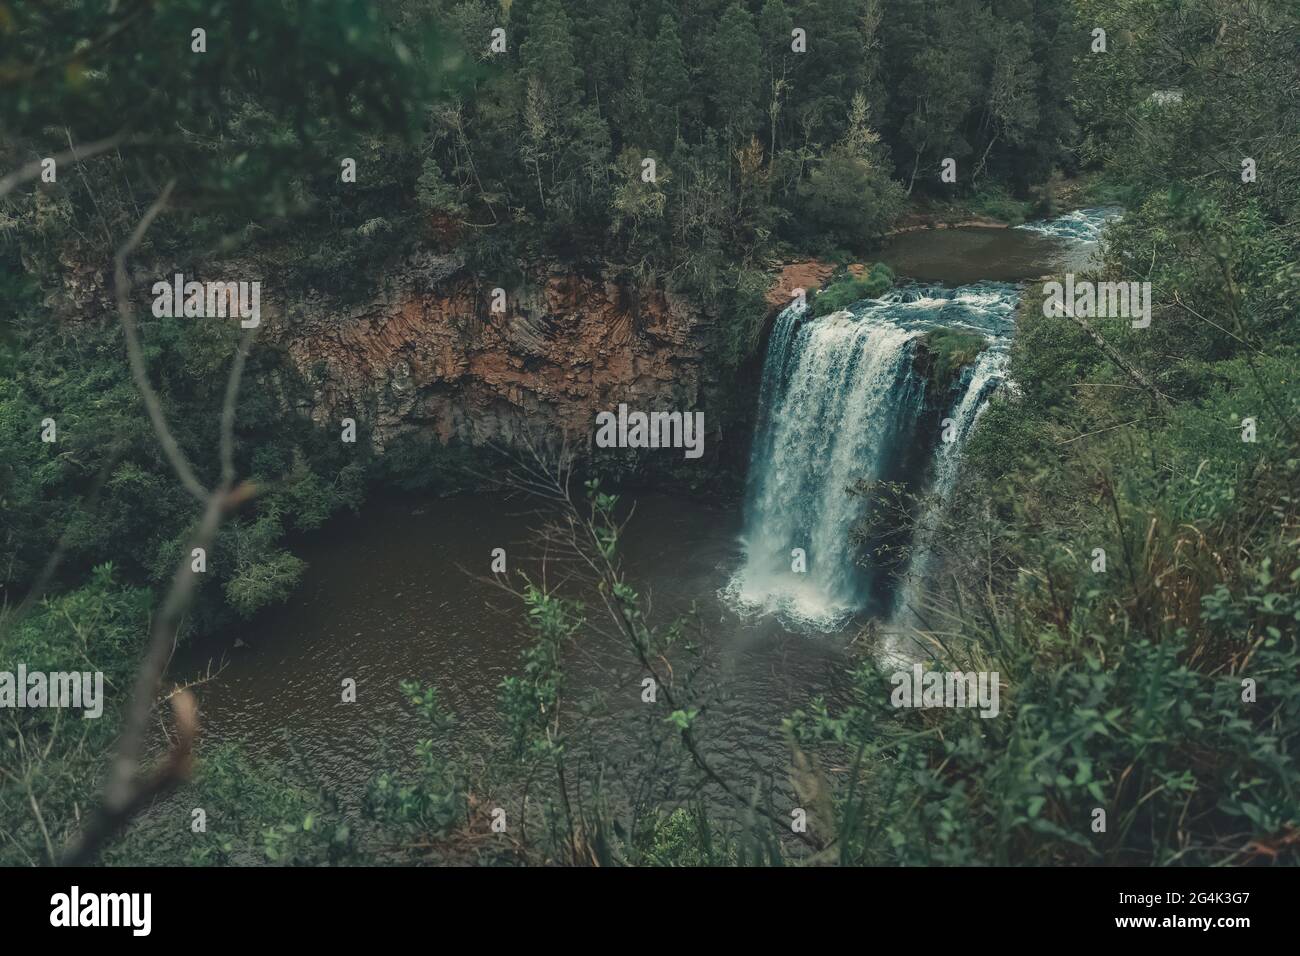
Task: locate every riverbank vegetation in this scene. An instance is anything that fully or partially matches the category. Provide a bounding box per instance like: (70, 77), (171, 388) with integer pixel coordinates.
(2, 0), (1296, 866)
(809, 263), (894, 316)
(916, 327), (989, 391)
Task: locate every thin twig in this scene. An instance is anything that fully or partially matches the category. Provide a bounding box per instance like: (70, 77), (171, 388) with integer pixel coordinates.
(113, 179), (210, 503)
(0, 132), (128, 199)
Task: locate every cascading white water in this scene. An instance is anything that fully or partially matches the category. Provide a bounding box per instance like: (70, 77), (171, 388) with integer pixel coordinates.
(886, 347), (1006, 658)
(724, 306), (923, 628)
(728, 205), (1123, 639)
(724, 281), (1018, 631)
(1015, 205), (1122, 243)
(725, 207), (1120, 638)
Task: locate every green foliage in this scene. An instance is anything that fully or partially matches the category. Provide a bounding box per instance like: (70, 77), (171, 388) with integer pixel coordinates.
(638, 807), (733, 866)
(809, 263), (894, 316)
(2, 0), (1086, 311)
(882, 0), (1077, 192)
(500, 583), (584, 761)
(792, 610), (1299, 865)
(967, 185), (1034, 225)
(798, 151), (907, 252)
(646, 16), (690, 151)
(918, 327), (989, 391)
(520, 0), (583, 111)
(1, 0), (473, 296)
(0, 311), (366, 629)
(715, 267), (771, 370)
(0, 567), (148, 865)
(223, 549), (307, 619)
(131, 744), (359, 867)
(416, 157), (468, 218)
(707, 3), (763, 137)
(365, 682), (466, 844)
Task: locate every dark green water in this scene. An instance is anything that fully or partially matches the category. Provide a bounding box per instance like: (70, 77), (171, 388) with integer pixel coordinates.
(172, 495), (853, 805)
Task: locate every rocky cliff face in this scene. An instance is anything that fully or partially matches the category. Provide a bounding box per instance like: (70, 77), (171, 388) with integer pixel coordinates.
(267, 252), (720, 455)
(58, 246), (835, 485)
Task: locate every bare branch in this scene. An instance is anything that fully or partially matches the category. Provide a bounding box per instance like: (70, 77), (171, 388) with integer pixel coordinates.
(112, 179), (210, 503)
(221, 326), (257, 486)
(0, 132), (128, 199)
(1062, 310), (1173, 411)
(61, 691), (198, 865)
(60, 181), (261, 864)
(498, 439), (823, 850)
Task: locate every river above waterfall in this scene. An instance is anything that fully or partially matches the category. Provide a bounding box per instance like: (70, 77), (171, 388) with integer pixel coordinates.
(159, 211), (1116, 844)
(873, 207), (1120, 282)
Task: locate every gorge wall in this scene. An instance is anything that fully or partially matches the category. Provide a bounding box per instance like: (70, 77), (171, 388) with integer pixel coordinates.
(56, 245), (841, 487)
(265, 252), (721, 456)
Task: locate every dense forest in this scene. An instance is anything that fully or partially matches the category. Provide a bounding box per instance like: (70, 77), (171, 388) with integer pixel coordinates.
(1, 0), (1297, 867)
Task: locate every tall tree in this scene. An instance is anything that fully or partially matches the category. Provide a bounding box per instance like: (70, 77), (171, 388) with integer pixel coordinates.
(519, 0), (582, 112)
(759, 0), (794, 157)
(647, 14), (691, 151)
(707, 2), (762, 141)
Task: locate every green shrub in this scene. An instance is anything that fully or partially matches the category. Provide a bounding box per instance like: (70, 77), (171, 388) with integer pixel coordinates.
(798, 151), (908, 252)
(968, 185), (1033, 225)
(810, 263), (895, 316)
(918, 328), (989, 391)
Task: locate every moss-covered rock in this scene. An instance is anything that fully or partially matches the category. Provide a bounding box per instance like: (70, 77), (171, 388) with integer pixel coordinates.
(916, 327), (989, 392)
(809, 262), (895, 316)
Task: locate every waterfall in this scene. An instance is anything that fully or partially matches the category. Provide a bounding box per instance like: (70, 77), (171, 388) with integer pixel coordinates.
(724, 282), (1018, 632)
(887, 346), (1006, 656)
(726, 209), (1119, 638)
(723, 304), (924, 629)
